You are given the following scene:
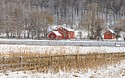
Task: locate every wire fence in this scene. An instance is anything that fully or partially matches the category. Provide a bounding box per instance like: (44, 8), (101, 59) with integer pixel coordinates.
(0, 52), (125, 73)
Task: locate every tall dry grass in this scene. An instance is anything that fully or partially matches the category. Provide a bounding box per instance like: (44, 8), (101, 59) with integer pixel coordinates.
(0, 52), (125, 73)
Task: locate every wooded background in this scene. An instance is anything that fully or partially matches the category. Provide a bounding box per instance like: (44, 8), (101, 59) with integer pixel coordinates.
(0, 0), (125, 39)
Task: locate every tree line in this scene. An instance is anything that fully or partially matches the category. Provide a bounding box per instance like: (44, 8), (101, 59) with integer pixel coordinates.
(0, 0), (125, 39)
(0, 0), (53, 39)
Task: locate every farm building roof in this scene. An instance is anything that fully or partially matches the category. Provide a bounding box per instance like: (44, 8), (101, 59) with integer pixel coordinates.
(52, 31), (62, 36)
(48, 25), (74, 32)
(57, 26), (74, 31)
(108, 29), (115, 34)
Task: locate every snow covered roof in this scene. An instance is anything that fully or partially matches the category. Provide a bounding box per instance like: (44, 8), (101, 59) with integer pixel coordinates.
(58, 26), (74, 31)
(66, 28), (74, 31)
(53, 31), (62, 36)
(48, 24), (74, 32)
(108, 29), (115, 34)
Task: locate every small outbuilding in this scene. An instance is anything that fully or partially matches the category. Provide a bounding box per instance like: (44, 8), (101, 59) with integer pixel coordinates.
(104, 29), (116, 39)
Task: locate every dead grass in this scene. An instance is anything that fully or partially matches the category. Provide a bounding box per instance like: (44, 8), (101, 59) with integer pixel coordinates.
(0, 52), (125, 73)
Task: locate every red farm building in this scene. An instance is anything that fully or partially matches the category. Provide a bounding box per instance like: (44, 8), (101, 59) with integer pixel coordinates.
(104, 29), (116, 39)
(47, 26), (74, 40)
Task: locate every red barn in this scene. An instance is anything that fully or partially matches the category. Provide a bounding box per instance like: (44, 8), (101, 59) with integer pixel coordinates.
(104, 30), (116, 39)
(47, 31), (62, 39)
(47, 26), (74, 39)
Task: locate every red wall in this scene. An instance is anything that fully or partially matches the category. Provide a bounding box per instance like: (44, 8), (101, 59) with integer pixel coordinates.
(48, 32), (62, 39)
(104, 31), (115, 39)
(68, 31), (74, 39)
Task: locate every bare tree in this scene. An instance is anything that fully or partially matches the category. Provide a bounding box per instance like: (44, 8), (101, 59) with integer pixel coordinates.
(94, 18), (105, 40)
(1, 0), (125, 40)
(30, 7), (53, 39)
(80, 3), (99, 39)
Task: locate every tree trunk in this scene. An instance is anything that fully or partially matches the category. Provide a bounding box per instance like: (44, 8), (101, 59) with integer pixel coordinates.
(6, 32), (9, 38)
(24, 32), (26, 39)
(71, 6), (74, 29)
(43, 28), (47, 38)
(16, 31), (20, 39)
(37, 30), (40, 40)
(27, 30), (30, 39)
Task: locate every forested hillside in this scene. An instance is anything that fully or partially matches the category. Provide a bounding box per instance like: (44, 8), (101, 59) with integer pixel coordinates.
(0, 0), (125, 39)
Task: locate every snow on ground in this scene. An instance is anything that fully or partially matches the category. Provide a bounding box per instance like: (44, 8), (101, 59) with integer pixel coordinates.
(0, 44), (125, 54)
(0, 60), (125, 78)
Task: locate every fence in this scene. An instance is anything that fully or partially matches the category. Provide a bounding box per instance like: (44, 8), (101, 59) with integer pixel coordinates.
(0, 52), (125, 73)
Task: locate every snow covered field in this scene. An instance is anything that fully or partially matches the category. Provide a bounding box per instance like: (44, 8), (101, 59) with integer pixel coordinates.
(0, 44), (125, 54)
(0, 60), (125, 78)
(0, 42), (125, 78)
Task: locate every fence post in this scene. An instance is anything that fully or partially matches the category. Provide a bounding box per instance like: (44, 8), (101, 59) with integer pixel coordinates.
(63, 55), (65, 68)
(118, 53), (120, 64)
(49, 56), (52, 70)
(3, 57), (7, 71)
(76, 54), (79, 69)
(51, 56), (53, 68)
(104, 53), (107, 69)
(20, 56), (23, 71)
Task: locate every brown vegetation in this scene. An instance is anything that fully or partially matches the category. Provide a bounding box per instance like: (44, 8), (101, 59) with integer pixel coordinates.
(0, 52), (125, 73)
